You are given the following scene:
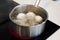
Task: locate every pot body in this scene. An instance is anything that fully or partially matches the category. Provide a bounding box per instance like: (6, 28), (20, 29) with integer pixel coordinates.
(9, 4), (48, 37)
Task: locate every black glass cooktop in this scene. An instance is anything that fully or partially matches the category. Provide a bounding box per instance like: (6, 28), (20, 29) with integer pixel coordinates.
(0, 0), (60, 40)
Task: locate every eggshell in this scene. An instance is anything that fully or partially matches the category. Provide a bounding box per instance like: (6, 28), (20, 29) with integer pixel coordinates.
(16, 13), (26, 20)
(35, 15), (43, 23)
(26, 12), (36, 20)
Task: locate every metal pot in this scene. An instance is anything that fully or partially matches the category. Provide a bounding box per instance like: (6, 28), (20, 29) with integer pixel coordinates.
(9, 4), (48, 37)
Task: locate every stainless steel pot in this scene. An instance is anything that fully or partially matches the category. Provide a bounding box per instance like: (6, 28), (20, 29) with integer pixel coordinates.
(9, 4), (48, 37)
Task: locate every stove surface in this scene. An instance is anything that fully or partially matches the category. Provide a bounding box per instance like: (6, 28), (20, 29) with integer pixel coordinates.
(0, 1), (60, 40)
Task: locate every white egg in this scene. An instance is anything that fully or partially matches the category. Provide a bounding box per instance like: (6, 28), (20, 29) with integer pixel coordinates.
(35, 15), (43, 23)
(26, 12), (36, 20)
(16, 13), (26, 20)
(26, 12), (36, 26)
(14, 20), (26, 26)
(16, 13), (27, 26)
(13, 20), (21, 25)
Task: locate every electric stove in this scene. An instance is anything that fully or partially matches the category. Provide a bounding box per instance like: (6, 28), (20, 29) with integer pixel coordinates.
(0, 0), (60, 40)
